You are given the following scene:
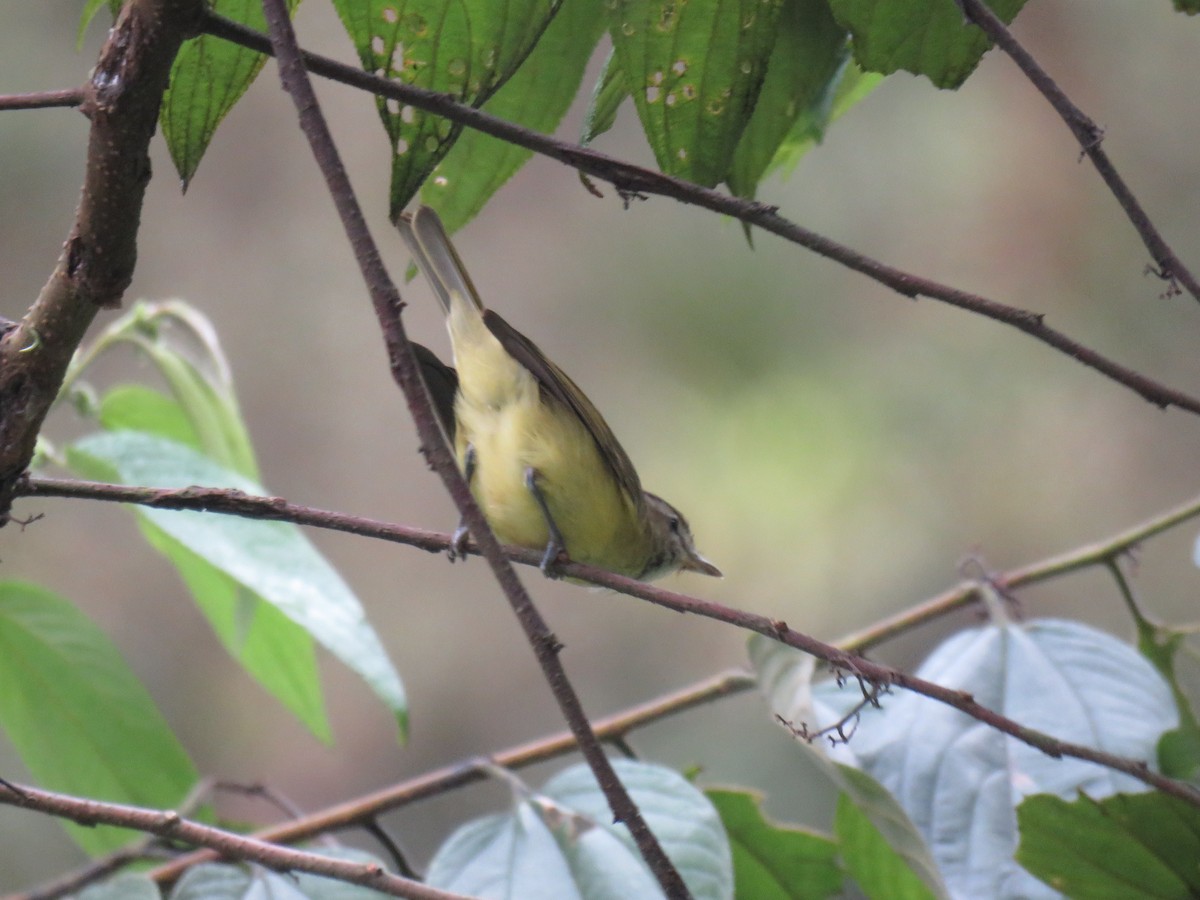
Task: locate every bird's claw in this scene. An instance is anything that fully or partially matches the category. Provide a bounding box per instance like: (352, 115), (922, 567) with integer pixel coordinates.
(448, 523), (470, 562)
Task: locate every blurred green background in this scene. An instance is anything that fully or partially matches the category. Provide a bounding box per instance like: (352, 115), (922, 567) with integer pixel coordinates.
(3, 0), (1200, 890)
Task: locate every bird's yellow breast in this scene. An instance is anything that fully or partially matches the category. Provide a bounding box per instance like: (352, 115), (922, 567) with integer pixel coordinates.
(450, 318), (650, 576)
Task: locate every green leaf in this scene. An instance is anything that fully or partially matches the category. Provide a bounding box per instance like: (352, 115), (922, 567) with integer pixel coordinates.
(1017, 792), (1200, 899)
(706, 788), (842, 899)
(580, 48), (629, 147)
(805, 619), (1177, 898)
(127, 306), (259, 480)
(427, 759), (734, 898)
(99, 384), (202, 450)
(140, 521), (331, 743)
(727, 0), (848, 201)
(421, 0), (607, 232)
(162, 0), (304, 189)
(1125, 581), (1200, 780)
(608, 0), (783, 186)
(827, 0), (1028, 89)
(1158, 726), (1200, 782)
(67, 431), (407, 742)
(77, 0), (123, 48)
(331, 0), (561, 219)
(0, 581), (197, 855)
(764, 60), (882, 179)
(834, 784), (940, 900)
(70, 300), (259, 480)
(827, 766), (947, 900)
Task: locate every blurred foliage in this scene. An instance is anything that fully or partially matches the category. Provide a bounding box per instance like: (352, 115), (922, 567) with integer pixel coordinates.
(5, 0), (1200, 895)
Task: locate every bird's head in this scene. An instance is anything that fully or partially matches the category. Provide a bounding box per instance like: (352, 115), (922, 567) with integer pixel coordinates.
(640, 492), (722, 581)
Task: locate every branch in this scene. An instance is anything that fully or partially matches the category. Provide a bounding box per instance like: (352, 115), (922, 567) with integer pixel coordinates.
(0, 89), (84, 111)
(604, 581), (1200, 809)
(12, 776), (223, 900)
(146, 669), (756, 885)
(0, 783), (469, 900)
(197, 10), (1200, 418)
(17, 475), (1200, 808)
(957, 0), (1200, 303)
(255, 0), (690, 896)
(0, 0), (205, 515)
(24, 476), (1200, 654)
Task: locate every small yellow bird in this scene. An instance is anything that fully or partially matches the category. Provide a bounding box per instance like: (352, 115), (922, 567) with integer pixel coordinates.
(398, 206), (720, 582)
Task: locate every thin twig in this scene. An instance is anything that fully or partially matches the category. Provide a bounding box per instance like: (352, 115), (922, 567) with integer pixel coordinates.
(255, 1), (690, 896)
(360, 818), (419, 881)
(957, 0), (1199, 303)
(0, 89), (85, 111)
(146, 670), (755, 884)
(197, 10), (1200, 417)
(18, 476), (457, 553)
(0, 783), (468, 900)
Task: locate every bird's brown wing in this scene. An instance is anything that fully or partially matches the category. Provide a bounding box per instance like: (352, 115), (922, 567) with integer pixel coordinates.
(400, 204), (642, 513)
(411, 342), (458, 444)
(482, 308), (645, 516)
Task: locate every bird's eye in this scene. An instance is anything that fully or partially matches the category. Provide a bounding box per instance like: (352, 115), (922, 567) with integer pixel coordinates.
(668, 516), (681, 534)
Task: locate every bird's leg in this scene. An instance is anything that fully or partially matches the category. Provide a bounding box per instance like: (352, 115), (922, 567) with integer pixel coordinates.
(524, 467), (568, 578)
(449, 444), (476, 561)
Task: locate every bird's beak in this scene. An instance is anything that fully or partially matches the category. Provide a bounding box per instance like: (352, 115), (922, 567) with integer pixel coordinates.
(680, 553), (723, 578)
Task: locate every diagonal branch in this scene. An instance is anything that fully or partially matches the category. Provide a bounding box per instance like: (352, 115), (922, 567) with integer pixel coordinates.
(17, 475), (1200, 808)
(957, 0), (1200, 303)
(0, 0), (206, 517)
(21, 478), (1200, 655)
(198, 11), (1200, 417)
(256, 0), (691, 896)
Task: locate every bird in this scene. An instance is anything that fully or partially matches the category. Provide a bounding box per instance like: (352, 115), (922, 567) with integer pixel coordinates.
(397, 205), (720, 582)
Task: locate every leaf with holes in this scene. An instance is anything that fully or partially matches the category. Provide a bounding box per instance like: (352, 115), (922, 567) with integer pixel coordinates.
(727, 0), (848, 202)
(331, 0), (561, 218)
(608, 0), (784, 187)
(421, 0), (607, 232)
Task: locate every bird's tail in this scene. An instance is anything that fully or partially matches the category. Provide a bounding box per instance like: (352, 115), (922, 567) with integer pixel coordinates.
(396, 206), (485, 314)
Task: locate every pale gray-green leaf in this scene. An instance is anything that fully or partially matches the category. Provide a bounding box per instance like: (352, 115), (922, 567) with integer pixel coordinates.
(544, 759), (733, 900)
(812, 619), (1177, 899)
(68, 431), (407, 740)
